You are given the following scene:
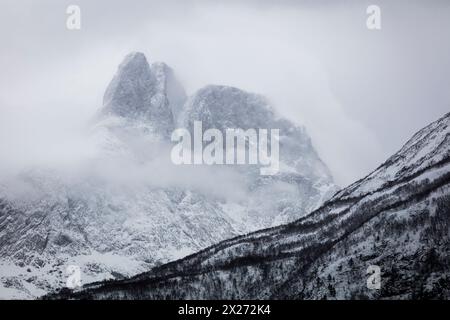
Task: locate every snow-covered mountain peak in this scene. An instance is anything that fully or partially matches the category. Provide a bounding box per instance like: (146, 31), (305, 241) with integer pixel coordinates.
(103, 52), (153, 115)
(181, 85), (275, 131)
(150, 61), (187, 123)
(0, 52), (337, 299)
(100, 53), (177, 137)
(118, 51), (149, 72)
(180, 84), (334, 185)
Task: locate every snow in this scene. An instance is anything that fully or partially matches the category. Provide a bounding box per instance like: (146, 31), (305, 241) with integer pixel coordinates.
(0, 53), (337, 299)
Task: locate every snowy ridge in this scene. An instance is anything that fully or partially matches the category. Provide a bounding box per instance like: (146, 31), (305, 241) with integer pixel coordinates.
(54, 112), (450, 300)
(334, 112), (450, 199)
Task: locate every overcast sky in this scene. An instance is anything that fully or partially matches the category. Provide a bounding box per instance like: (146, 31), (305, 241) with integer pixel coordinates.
(1, 0), (449, 186)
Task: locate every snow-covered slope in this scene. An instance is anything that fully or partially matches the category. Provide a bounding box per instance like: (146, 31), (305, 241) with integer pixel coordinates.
(0, 52), (336, 298)
(59, 112), (450, 300)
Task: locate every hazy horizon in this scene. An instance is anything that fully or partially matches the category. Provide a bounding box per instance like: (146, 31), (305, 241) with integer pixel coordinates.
(1, 0), (450, 186)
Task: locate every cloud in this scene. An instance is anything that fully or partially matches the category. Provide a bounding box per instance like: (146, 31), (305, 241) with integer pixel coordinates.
(0, 0), (449, 186)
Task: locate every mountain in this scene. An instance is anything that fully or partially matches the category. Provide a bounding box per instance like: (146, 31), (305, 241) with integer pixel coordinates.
(0, 52), (336, 298)
(56, 112), (450, 300)
(181, 85), (333, 182)
(179, 84), (336, 226)
(101, 52), (185, 137)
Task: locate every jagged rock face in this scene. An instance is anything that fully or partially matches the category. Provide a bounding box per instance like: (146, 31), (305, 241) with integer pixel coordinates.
(181, 85), (276, 130)
(180, 85), (336, 220)
(62, 113), (450, 300)
(0, 53), (336, 299)
(151, 62), (187, 123)
(103, 53), (154, 118)
(181, 84), (334, 178)
(102, 52), (185, 137)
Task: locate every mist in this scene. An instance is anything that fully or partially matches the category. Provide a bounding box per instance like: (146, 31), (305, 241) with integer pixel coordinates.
(1, 0), (450, 187)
